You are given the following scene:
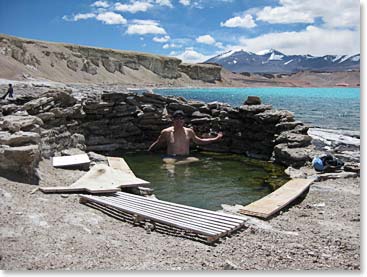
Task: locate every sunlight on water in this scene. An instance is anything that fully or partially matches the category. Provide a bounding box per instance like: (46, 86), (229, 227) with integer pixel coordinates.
(122, 152), (289, 211)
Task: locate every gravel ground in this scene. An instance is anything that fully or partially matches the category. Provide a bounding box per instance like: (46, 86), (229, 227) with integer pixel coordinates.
(0, 158), (361, 271)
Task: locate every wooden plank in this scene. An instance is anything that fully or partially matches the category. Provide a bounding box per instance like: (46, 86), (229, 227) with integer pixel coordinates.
(52, 154), (90, 168)
(113, 192), (246, 223)
(80, 195), (220, 237)
(104, 194), (240, 229)
(239, 178), (313, 219)
(40, 164), (150, 194)
(100, 196), (230, 233)
(107, 157), (136, 176)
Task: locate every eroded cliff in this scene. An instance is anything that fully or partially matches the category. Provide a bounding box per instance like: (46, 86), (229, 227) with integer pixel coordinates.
(0, 34), (222, 84)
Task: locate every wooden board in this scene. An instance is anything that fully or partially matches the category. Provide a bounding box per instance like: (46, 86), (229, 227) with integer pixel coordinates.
(239, 178), (313, 219)
(40, 164), (150, 194)
(80, 192), (247, 243)
(52, 154), (90, 168)
(107, 157), (135, 176)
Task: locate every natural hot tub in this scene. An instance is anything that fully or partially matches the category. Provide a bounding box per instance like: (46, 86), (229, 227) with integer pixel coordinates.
(122, 151), (289, 211)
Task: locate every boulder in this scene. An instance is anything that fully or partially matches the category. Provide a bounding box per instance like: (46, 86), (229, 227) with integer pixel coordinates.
(273, 144), (314, 167)
(0, 131), (40, 146)
(0, 115), (43, 132)
(0, 144), (41, 184)
(244, 96), (261, 105)
(274, 132), (312, 148)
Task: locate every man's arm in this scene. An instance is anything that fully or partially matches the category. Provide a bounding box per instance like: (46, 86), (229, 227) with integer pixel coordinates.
(189, 129), (223, 145)
(148, 130), (168, 151)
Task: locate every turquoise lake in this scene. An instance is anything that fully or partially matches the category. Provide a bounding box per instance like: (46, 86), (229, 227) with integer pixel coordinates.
(154, 87), (360, 131)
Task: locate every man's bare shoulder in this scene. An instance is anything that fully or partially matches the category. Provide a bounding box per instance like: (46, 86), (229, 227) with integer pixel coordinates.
(161, 127), (174, 133)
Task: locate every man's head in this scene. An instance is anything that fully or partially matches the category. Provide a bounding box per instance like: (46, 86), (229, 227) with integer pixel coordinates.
(172, 110), (185, 128)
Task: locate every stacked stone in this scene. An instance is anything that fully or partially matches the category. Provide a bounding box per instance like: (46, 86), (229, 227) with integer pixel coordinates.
(0, 88), (314, 184)
(0, 114), (42, 184)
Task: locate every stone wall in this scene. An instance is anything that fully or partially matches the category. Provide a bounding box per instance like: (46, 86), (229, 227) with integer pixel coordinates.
(0, 88), (315, 183)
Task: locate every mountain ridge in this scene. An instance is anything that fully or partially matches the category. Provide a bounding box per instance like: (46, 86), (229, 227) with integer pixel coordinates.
(205, 49), (360, 73)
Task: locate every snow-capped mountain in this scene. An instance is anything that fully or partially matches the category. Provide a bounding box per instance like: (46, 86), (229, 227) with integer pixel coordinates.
(205, 49), (360, 73)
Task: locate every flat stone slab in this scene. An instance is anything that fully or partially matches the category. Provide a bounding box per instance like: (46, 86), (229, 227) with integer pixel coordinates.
(52, 154), (90, 168)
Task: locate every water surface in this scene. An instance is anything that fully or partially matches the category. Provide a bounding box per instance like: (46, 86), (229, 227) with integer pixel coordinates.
(154, 87), (360, 131)
(123, 152), (289, 211)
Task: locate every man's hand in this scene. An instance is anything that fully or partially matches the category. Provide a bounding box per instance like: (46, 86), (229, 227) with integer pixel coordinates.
(216, 132), (224, 140)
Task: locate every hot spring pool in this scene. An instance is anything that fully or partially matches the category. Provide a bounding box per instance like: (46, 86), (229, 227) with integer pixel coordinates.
(122, 152), (289, 211)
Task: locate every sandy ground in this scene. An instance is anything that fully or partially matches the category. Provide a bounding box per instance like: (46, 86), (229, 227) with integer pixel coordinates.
(0, 158), (360, 271)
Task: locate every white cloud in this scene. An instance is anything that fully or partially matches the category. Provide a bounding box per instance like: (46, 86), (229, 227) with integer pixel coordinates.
(163, 43), (181, 49)
(256, 6), (314, 24)
(91, 1), (110, 8)
(127, 20), (167, 35)
(114, 1), (153, 13)
(196, 35), (216, 45)
(220, 14), (256, 28)
(236, 25), (359, 56)
(153, 35), (170, 42)
(174, 48), (212, 63)
(62, 13), (96, 21)
(255, 0), (359, 28)
(96, 12), (127, 24)
(155, 0), (173, 8)
(179, 0), (190, 6)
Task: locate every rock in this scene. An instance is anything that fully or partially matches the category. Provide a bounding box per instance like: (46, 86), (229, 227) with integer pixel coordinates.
(316, 172), (358, 181)
(0, 144), (41, 183)
(343, 162), (360, 173)
(254, 110), (294, 123)
(23, 97), (54, 114)
(308, 128), (360, 148)
(81, 60), (98, 75)
(275, 132), (312, 148)
(0, 131), (40, 146)
(60, 148), (86, 156)
(37, 112), (55, 122)
(191, 111), (210, 118)
(244, 96), (261, 105)
(273, 144), (314, 167)
(41, 89), (77, 107)
(179, 63), (221, 82)
(66, 59), (80, 71)
(167, 102), (197, 115)
(87, 151), (108, 164)
(0, 115), (43, 132)
(238, 104), (272, 116)
(223, 260), (239, 270)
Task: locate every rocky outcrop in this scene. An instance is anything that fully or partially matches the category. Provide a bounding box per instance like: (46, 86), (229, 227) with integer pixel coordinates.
(0, 34), (220, 84)
(179, 63), (221, 82)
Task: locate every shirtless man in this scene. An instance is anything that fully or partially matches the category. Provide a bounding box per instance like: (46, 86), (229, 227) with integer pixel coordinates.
(148, 110), (223, 164)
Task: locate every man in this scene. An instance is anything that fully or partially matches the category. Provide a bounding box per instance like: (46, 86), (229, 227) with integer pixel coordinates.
(148, 110), (223, 164)
(2, 84), (14, 100)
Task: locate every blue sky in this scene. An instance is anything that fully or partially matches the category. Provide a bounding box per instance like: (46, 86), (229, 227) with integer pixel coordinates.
(0, 0), (360, 63)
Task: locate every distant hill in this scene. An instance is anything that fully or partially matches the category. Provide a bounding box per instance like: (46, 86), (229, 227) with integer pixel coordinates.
(205, 49), (360, 73)
(0, 33), (222, 85)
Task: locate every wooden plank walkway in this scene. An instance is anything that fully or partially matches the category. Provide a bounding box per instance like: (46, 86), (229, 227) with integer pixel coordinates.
(80, 192), (247, 243)
(239, 178), (313, 219)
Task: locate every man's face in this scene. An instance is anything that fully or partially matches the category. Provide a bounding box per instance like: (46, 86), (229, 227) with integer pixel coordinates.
(173, 116), (185, 128)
